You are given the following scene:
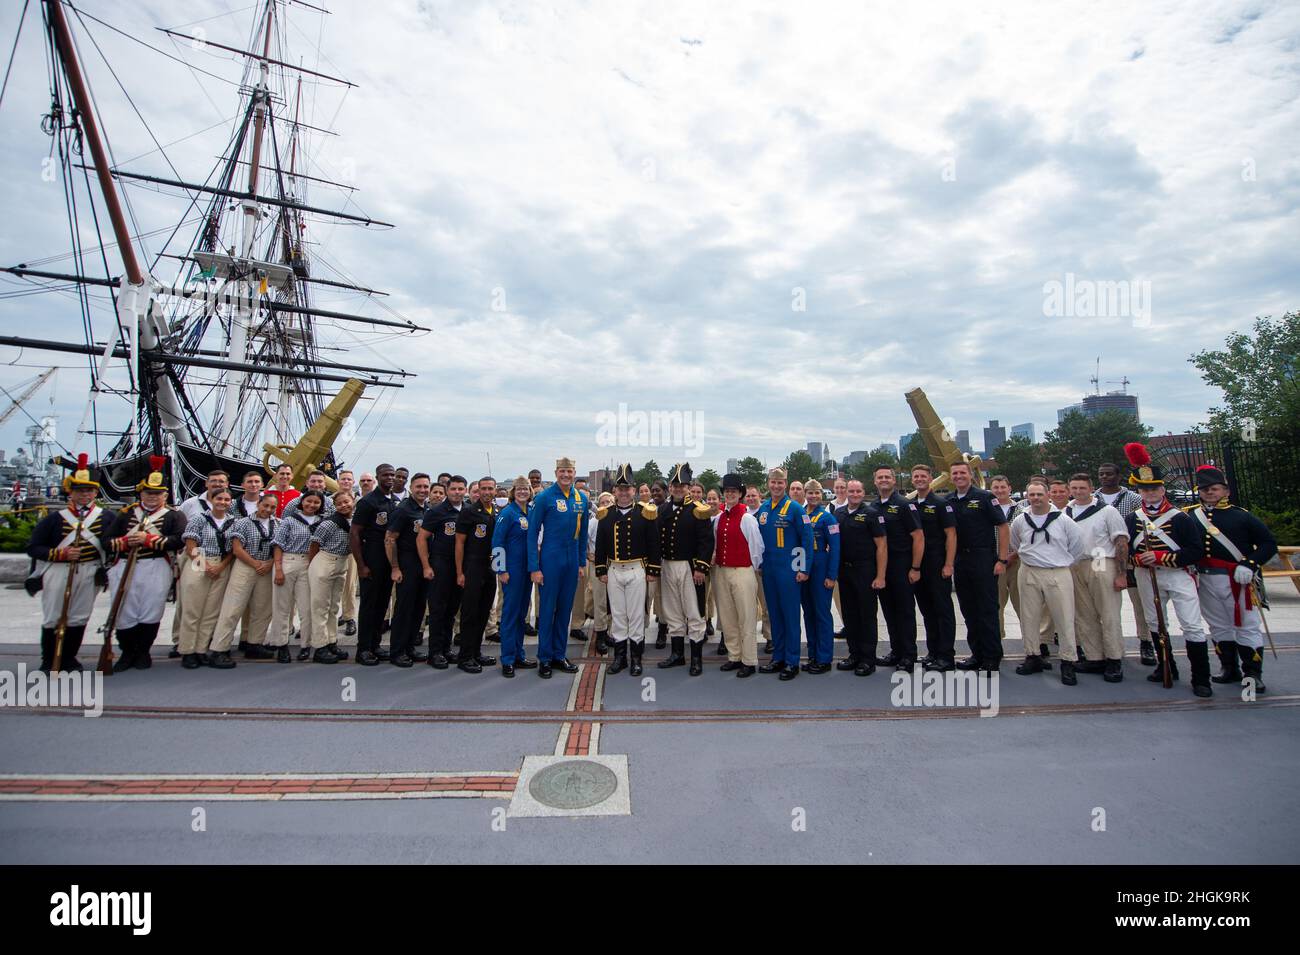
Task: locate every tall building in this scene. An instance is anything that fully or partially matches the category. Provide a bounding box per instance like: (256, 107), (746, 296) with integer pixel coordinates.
(1010, 422), (1035, 443)
(983, 420), (1007, 457)
(726, 458), (738, 474)
(1057, 392), (1140, 424)
(899, 433), (915, 457)
(877, 442), (898, 458)
(955, 430), (971, 454)
(841, 450), (868, 470)
(806, 442), (827, 467)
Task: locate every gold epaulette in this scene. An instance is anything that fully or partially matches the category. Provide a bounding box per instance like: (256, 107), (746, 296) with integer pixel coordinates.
(639, 502), (658, 520)
(595, 506), (609, 520)
(692, 502), (715, 519)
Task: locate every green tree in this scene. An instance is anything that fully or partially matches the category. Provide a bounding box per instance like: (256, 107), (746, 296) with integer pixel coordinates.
(634, 460), (663, 487)
(900, 431), (930, 471)
(734, 456), (767, 490)
(849, 447), (900, 484)
(697, 468), (720, 492)
(1190, 311), (1300, 433)
(992, 434), (1042, 490)
(1040, 410), (1151, 479)
(781, 450), (819, 483)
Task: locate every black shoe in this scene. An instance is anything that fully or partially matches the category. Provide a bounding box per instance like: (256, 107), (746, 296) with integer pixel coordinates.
(515, 657), (538, 669)
(778, 666), (799, 681)
(501, 664), (515, 678)
(297, 646), (311, 661)
(181, 653), (202, 669)
(330, 644), (350, 661)
(206, 650), (236, 670)
(474, 654), (497, 666)
(524, 623), (538, 636)
(276, 646), (291, 664)
(705, 620), (714, 636)
(806, 662), (831, 674)
(1060, 660), (1077, 685)
(955, 655), (982, 670)
(239, 640), (250, 653)
(608, 643), (628, 674)
(553, 658), (579, 673)
(409, 648), (429, 663)
(391, 654), (414, 668)
(458, 659), (483, 673)
(923, 656), (954, 672)
(313, 646), (342, 664)
(736, 664), (757, 678)
(758, 660), (786, 674)
(485, 631), (501, 643)
(834, 629), (845, 639)
(1147, 637), (1179, 683)
(1015, 655), (1046, 675)
(836, 656), (860, 671)
(659, 637), (686, 669)
(854, 661), (876, 676)
(629, 643), (644, 677)
(688, 640), (703, 677)
(720, 660), (742, 671)
(344, 619), (357, 637)
(1139, 639), (1157, 666)
(1075, 659), (1107, 674)
(243, 645), (276, 660)
(1212, 641), (1242, 683)
(168, 647), (182, 659)
(112, 649), (137, 673)
(375, 647), (391, 661)
(569, 628), (586, 641)
(1039, 642), (1050, 659)
(763, 640), (773, 654)
(357, 650), (380, 666)
(876, 652), (900, 668)
(1103, 659), (1123, 683)
(539, 661), (553, 678)
(895, 658), (915, 672)
(135, 652), (152, 670)
(337, 616), (345, 627)
(413, 634), (424, 646)
(427, 653), (449, 669)
(655, 623), (668, 649)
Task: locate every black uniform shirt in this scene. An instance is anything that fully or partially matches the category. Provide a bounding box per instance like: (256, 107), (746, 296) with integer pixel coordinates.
(874, 491), (923, 554)
(833, 503), (886, 565)
(913, 492), (956, 559)
(388, 496), (429, 557)
(456, 500), (497, 571)
(948, 486), (1006, 551)
(352, 489), (397, 557)
(422, 500), (463, 561)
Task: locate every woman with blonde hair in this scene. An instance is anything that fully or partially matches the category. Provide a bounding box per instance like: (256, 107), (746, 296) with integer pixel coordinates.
(489, 477), (538, 677)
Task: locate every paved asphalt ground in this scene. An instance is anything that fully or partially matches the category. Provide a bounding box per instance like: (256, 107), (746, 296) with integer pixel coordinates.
(1, 582), (1297, 864)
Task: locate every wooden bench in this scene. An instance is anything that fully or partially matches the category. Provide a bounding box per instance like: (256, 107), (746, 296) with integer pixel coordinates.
(1265, 546), (1300, 595)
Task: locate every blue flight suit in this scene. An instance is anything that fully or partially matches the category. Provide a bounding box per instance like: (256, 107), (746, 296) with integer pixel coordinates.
(757, 494), (815, 668)
(800, 503), (841, 665)
(527, 482), (589, 663)
(491, 499), (531, 666)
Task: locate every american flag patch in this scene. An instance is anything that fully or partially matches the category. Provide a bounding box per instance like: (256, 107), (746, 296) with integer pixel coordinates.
(828, 524), (839, 534)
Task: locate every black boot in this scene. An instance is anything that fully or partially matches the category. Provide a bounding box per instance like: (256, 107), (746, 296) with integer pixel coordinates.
(58, 625), (86, 671)
(595, 630), (610, 654)
(113, 626), (139, 673)
(688, 639), (703, 677)
(1139, 639), (1157, 666)
(608, 640), (628, 674)
(39, 627), (56, 673)
(1211, 641), (1242, 683)
(655, 622), (668, 649)
(1238, 644), (1266, 694)
(715, 634), (727, 655)
(1146, 635), (1179, 683)
(658, 637), (686, 669)
(135, 622), (160, 669)
(1187, 641), (1212, 698)
(629, 639), (644, 676)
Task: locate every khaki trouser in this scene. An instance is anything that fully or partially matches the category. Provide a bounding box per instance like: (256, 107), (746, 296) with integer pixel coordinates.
(271, 553), (313, 647)
(309, 552), (348, 648)
(659, 560), (706, 642)
(1001, 556), (1052, 642)
(178, 557), (232, 654)
(705, 576), (716, 622)
(1017, 563), (1077, 662)
(1126, 585), (1148, 638)
(571, 554), (595, 629)
(608, 562), (648, 643)
(340, 555), (358, 620)
(755, 568), (771, 640)
(832, 579), (842, 630)
(1071, 556), (1125, 661)
(714, 565), (759, 665)
(212, 560), (273, 652)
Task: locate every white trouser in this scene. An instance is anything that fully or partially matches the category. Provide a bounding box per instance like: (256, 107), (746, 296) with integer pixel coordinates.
(659, 560), (706, 642)
(606, 562), (647, 644)
(271, 553), (313, 647)
(40, 561), (99, 628)
(108, 556), (173, 628)
(212, 560), (274, 652)
(1197, 572), (1263, 650)
(308, 552), (348, 648)
(1135, 565), (1207, 642)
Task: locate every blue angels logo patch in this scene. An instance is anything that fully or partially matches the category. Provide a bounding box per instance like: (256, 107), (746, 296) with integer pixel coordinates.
(376, 511), (388, 526)
(758, 512), (768, 525)
(556, 499), (568, 513)
(519, 517), (528, 530)
(474, 524), (487, 538)
(443, 521), (456, 535)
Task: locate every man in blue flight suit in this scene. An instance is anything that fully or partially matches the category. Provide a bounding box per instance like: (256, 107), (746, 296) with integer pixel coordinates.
(756, 467), (814, 681)
(527, 456), (589, 678)
(799, 479), (840, 674)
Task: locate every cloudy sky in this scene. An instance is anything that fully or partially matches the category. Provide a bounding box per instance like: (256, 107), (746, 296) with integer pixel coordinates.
(2, 0), (1297, 483)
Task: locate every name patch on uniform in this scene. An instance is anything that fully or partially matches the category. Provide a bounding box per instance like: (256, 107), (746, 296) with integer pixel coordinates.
(556, 500), (568, 513)
(474, 525), (487, 538)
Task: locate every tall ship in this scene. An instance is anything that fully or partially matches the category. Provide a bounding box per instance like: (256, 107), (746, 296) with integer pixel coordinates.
(2, 0), (426, 501)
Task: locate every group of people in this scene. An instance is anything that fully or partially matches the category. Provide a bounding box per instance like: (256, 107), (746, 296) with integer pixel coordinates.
(27, 443), (1277, 697)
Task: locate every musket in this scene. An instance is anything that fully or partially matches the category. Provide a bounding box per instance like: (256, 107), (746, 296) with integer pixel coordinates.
(50, 559), (79, 673)
(1146, 563), (1174, 689)
(1253, 578), (1278, 660)
(97, 545), (141, 675)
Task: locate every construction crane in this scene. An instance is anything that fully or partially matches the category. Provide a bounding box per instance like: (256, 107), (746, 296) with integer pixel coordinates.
(0, 369), (55, 428)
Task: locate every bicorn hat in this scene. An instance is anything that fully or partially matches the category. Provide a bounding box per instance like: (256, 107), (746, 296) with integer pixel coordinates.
(613, 463), (635, 487)
(668, 462), (693, 485)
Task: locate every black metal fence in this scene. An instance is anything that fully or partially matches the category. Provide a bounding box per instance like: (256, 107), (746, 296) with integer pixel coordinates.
(1155, 430), (1300, 512)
